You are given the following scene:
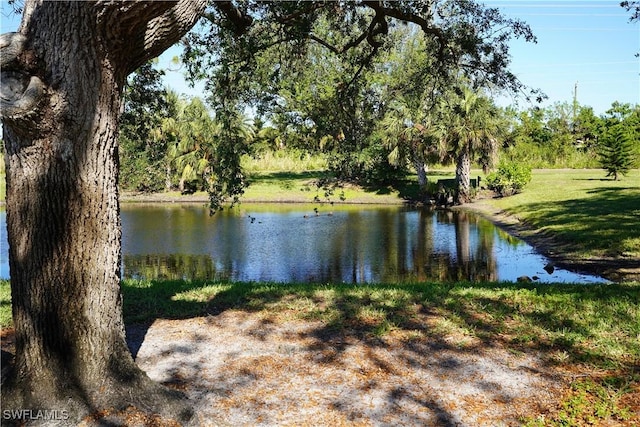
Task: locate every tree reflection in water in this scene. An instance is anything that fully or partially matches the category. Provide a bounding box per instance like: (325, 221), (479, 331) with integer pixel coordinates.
(116, 204), (605, 284)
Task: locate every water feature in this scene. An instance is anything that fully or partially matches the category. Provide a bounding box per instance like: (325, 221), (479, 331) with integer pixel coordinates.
(0, 204), (607, 283)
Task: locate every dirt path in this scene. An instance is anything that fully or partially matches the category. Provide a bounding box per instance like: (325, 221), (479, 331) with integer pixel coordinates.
(129, 311), (566, 426)
(1, 308), (569, 426)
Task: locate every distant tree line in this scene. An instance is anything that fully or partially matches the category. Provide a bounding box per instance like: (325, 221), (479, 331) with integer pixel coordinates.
(501, 101), (639, 173)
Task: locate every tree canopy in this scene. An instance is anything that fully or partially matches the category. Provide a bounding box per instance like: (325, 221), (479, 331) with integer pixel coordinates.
(174, 0), (543, 207)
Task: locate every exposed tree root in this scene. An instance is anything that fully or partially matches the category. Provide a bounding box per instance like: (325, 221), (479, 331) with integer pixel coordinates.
(1, 364), (194, 427)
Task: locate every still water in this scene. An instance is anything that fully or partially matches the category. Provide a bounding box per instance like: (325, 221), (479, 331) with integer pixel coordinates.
(0, 204), (606, 283)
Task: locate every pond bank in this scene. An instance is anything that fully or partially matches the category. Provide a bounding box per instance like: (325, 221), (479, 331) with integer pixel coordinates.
(459, 198), (640, 283)
(120, 188), (407, 205)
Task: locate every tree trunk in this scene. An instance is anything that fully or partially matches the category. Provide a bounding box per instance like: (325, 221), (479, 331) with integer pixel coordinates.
(414, 156), (428, 189)
(455, 148), (471, 204)
(1, 2), (205, 424)
(166, 163), (173, 192)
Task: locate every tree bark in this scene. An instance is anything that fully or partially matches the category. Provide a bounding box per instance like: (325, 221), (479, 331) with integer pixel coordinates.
(413, 154), (428, 189)
(455, 147), (471, 204)
(1, 1), (206, 424)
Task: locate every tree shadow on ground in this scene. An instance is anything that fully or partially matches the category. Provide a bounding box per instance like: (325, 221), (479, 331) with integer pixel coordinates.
(123, 279), (640, 367)
(121, 279), (639, 425)
(247, 170), (322, 183)
(359, 170), (457, 201)
(247, 169), (455, 203)
(505, 186), (640, 271)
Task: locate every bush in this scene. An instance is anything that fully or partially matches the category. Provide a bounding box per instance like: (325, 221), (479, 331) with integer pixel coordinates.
(486, 162), (532, 197)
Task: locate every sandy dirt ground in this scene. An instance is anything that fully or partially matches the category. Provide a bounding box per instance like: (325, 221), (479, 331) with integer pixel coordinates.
(128, 311), (567, 426)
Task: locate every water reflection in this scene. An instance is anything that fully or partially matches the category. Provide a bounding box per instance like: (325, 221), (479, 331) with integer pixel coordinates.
(116, 204), (605, 283)
(124, 254), (224, 281)
(0, 204), (605, 283)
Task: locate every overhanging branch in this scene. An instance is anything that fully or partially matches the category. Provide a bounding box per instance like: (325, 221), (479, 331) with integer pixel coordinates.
(102, 0), (208, 75)
(214, 1), (254, 35)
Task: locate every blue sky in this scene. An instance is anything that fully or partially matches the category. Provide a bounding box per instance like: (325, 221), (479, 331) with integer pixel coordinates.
(1, 1), (638, 115)
(486, 1), (639, 114)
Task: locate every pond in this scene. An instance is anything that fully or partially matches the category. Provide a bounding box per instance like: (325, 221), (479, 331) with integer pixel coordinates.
(0, 203), (606, 283)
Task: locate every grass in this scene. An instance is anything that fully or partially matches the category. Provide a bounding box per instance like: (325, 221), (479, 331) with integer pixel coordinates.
(242, 170), (409, 204)
(4, 279), (638, 368)
(240, 168), (459, 204)
(115, 278), (640, 426)
(0, 279), (11, 327)
(241, 150), (327, 173)
(485, 169), (640, 259)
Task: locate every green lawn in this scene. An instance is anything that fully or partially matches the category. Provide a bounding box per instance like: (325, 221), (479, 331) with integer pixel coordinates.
(484, 169), (640, 259)
(116, 279), (640, 372)
(2, 279), (639, 371)
(242, 170), (414, 204)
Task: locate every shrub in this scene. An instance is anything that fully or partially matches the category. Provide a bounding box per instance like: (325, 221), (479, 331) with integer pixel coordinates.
(486, 162), (532, 197)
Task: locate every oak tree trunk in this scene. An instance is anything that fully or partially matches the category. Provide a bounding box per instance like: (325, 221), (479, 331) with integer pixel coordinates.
(1, 1), (205, 424)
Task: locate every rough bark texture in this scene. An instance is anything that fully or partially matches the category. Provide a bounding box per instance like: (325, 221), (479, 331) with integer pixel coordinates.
(1, 1), (206, 424)
(414, 157), (427, 189)
(455, 148), (471, 205)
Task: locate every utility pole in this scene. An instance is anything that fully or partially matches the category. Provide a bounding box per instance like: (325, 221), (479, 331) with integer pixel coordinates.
(572, 81), (578, 134)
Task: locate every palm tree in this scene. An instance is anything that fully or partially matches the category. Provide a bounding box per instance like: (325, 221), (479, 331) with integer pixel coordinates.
(379, 98), (444, 190)
(167, 98), (256, 199)
(167, 97), (220, 192)
(149, 90), (185, 191)
(443, 88), (500, 204)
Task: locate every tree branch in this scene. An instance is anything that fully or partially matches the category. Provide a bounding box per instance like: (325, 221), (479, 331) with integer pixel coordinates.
(214, 1), (254, 35)
(362, 1), (449, 61)
(98, 0), (208, 75)
(0, 31), (26, 67)
(0, 32), (45, 119)
(308, 34), (340, 54)
(0, 72), (45, 119)
(275, 3), (326, 24)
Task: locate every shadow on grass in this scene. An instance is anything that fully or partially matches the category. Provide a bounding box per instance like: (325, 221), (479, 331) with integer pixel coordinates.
(247, 170), (322, 182)
(121, 279), (639, 424)
(246, 170), (453, 202)
(123, 280), (640, 368)
(507, 186), (640, 260)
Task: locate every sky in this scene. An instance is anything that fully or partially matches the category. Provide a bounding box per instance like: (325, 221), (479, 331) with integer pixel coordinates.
(1, 1), (638, 116)
(485, 1), (639, 114)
